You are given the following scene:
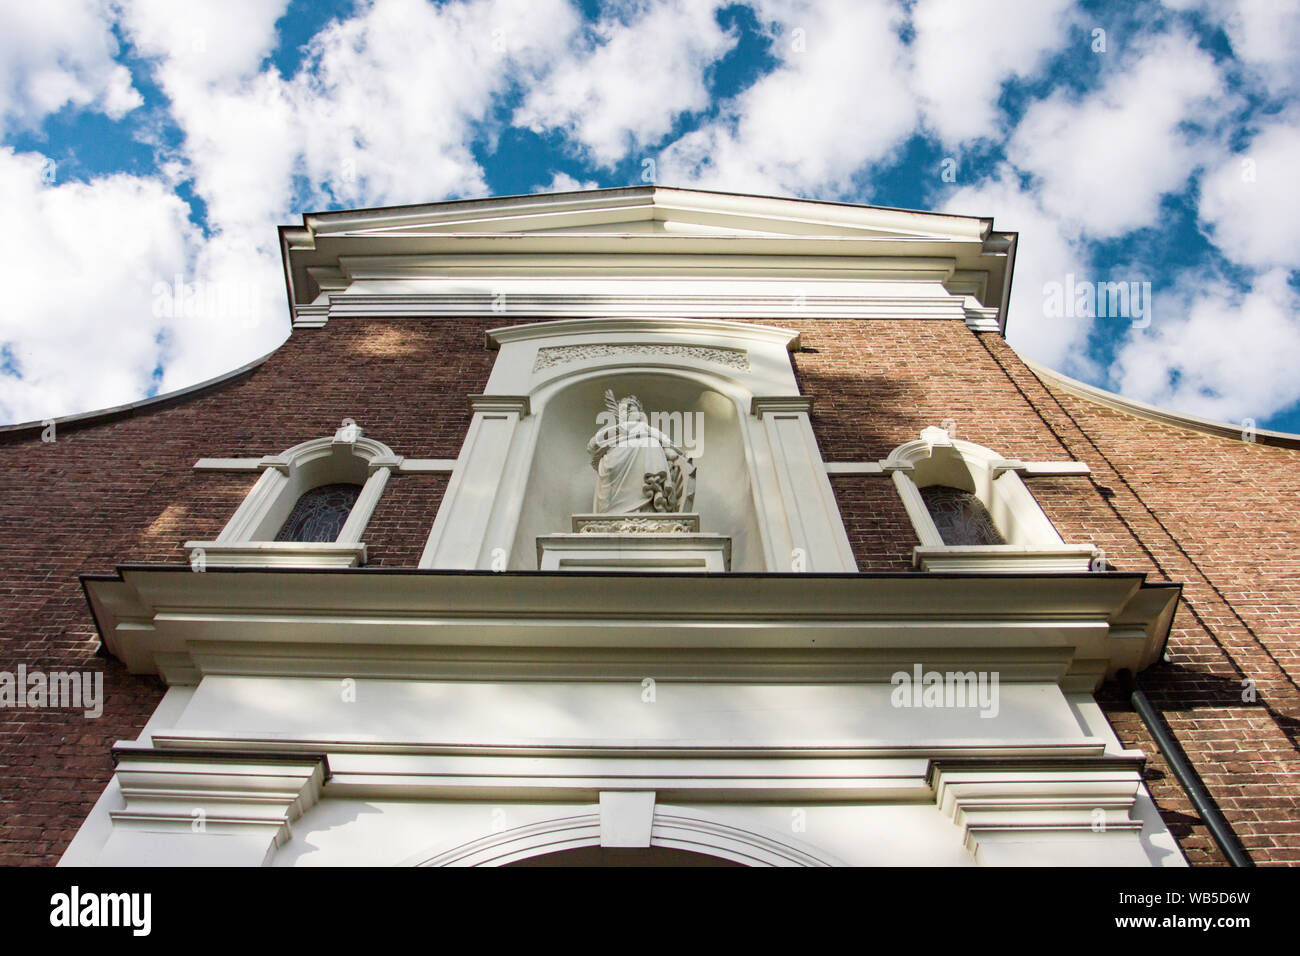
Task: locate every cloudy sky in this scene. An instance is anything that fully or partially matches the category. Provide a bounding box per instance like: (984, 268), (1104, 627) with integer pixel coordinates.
(3, 0), (1298, 432)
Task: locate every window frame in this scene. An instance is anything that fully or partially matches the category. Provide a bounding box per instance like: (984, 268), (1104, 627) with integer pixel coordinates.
(885, 427), (1096, 572)
(185, 426), (402, 568)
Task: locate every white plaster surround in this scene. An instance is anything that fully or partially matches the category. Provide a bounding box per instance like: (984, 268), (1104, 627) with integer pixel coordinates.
(883, 427), (1099, 573)
(419, 316), (858, 573)
(185, 426), (402, 568)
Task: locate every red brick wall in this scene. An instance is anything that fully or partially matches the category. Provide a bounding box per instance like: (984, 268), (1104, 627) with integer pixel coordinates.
(1, 314), (1297, 865)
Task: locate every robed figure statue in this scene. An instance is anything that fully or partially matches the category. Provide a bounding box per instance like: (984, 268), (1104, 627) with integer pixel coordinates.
(587, 390), (696, 514)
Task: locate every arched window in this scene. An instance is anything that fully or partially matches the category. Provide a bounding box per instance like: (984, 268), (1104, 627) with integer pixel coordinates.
(919, 485), (1005, 546)
(884, 427), (1096, 572)
(186, 424), (402, 568)
(274, 483), (363, 542)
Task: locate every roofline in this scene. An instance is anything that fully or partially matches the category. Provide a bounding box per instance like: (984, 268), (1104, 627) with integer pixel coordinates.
(0, 345), (280, 442)
(1021, 354), (1300, 448)
(291, 184), (998, 231)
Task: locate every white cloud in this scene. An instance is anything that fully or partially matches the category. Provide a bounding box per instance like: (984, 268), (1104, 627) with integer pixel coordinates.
(287, 0), (580, 211)
(656, 0), (914, 196)
(1198, 115), (1300, 270)
(514, 0), (737, 168)
(0, 0), (141, 132)
(910, 0), (1076, 145)
(120, 0), (583, 238)
(0, 148), (196, 424)
(95, 0), (585, 404)
(1113, 268), (1300, 424)
(941, 164), (1098, 378)
(1164, 0), (1300, 97)
(118, 0), (290, 87)
(533, 171), (600, 193)
(1008, 30), (1227, 238)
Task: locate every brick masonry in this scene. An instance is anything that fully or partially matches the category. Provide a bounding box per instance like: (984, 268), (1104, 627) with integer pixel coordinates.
(0, 315), (1296, 865)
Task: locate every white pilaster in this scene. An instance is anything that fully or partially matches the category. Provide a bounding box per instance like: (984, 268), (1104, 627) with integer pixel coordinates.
(750, 396), (858, 572)
(420, 395), (532, 569)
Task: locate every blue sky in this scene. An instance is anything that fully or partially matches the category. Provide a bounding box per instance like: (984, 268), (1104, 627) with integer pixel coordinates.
(3, 0), (1298, 432)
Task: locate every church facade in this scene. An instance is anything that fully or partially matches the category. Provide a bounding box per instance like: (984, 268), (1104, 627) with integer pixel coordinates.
(1, 187), (1296, 865)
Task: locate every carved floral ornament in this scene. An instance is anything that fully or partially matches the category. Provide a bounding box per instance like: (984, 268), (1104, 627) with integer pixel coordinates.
(576, 516), (698, 534)
(533, 343), (749, 372)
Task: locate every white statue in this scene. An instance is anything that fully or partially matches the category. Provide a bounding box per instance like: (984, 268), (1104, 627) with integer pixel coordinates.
(587, 390), (696, 514)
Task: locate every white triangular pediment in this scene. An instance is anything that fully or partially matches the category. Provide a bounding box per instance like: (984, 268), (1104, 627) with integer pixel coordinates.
(313, 186), (988, 244)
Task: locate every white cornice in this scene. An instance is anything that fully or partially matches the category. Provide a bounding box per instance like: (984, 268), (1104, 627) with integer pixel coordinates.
(315, 291), (973, 328)
(84, 568), (1179, 692)
(281, 186), (1016, 330)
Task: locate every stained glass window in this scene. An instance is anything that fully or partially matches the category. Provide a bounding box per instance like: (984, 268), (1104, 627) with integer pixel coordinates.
(274, 483), (362, 543)
(920, 485), (1006, 546)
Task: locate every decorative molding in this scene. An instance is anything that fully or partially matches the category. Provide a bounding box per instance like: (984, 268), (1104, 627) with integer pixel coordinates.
(930, 759), (1146, 859)
(409, 807), (840, 867)
(182, 541), (367, 569)
(962, 303), (1002, 332)
(537, 532), (731, 572)
(572, 512), (700, 534)
(196, 452), (453, 475)
(750, 395), (814, 418)
(824, 462), (886, 476)
(415, 813), (602, 867)
(291, 303), (329, 329)
(106, 747), (327, 864)
(913, 545), (1098, 573)
(468, 394), (531, 416)
(151, 732), (1115, 762)
(83, 567), (1179, 691)
(193, 458), (264, 472)
(398, 459), (458, 473)
(312, 291), (988, 328)
(533, 343), (749, 373)
(991, 459), (1093, 478)
(486, 315), (800, 352)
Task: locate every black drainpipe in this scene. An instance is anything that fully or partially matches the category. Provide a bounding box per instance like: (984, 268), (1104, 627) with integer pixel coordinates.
(1117, 669), (1253, 867)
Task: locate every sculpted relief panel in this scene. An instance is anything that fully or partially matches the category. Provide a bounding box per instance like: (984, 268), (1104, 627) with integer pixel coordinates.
(534, 344), (749, 373)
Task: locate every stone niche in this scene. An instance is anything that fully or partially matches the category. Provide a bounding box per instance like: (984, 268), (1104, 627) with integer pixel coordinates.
(516, 372), (755, 571)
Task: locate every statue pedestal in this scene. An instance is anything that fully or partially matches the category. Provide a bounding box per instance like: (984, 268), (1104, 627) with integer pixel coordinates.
(537, 513), (731, 572)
